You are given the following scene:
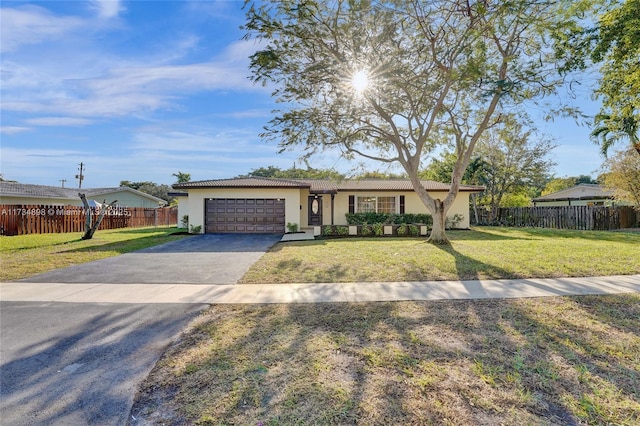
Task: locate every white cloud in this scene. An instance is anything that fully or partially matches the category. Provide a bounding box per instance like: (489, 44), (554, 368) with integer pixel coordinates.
(130, 129), (273, 154)
(0, 5), (84, 53)
(0, 126), (31, 135)
(88, 0), (124, 19)
(24, 117), (94, 126)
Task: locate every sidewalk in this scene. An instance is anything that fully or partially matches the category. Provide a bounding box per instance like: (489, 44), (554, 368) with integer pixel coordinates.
(2, 275), (639, 304)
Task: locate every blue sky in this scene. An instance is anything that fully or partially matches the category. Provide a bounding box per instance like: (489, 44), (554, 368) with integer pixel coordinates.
(1, 0), (605, 188)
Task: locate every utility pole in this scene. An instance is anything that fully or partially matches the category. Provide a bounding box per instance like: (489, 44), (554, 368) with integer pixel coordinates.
(59, 179), (67, 188)
(75, 162), (85, 188)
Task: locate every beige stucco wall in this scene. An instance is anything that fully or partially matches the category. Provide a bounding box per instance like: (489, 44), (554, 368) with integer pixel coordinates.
(186, 187), (302, 233)
(181, 187), (474, 232)
(175, 196), (189, 228)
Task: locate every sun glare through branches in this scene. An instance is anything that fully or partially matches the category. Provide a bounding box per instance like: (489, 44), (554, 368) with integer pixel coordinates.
(351, 69), (370, 94)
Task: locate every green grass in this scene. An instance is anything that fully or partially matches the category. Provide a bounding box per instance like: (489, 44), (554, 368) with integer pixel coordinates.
(0, 226), (189, 281)
(131, 295), (640, 425)
(241, 227), (640, 283)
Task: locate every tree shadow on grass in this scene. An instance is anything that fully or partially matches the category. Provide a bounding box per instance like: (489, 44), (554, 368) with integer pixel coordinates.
(432, 242), (518, 281)
(132, 296), (640, 425)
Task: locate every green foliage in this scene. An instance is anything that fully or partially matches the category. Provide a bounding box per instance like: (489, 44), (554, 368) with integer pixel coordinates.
(189, 225), (202, 234)
(554, 0), (640, 155)
(119, 180), (173, 203)
(346, 213), (432, 226)
(335, 225), (349, 236)
(286, 222), (299, 233)
(181, 215), (189, 228)
(360, 224), (373, 236)
(372, 223), (384, 237)
(601, 148), (640, 209)
(321, 225), (349, 237)
(239, 165), (344, 180)
(542, 175), (597, 195)
(446, 214), (464, 229)
(172, 171), (191, 183)
(244, 0), (579, 244)
(397, 223), (420, 237)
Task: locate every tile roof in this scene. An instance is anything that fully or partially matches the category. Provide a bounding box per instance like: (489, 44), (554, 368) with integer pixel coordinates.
(532, 184), (614, 201)
(0, 182), (166, 203)
(173, 178), (484, 193)
(173, 177), (312, 189)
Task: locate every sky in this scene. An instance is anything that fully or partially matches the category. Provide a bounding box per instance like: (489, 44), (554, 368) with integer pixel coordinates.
(1, 0), (606, 189)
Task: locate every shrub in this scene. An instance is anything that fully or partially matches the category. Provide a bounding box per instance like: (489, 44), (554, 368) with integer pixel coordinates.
(446, 214), (464, 229)
(360, 223), (373, 236)
(346, 213), (432, 226)
(372, 222), (384, 236)
(335, 225), (349, 236)
(286, 222), (299, 233)
(189, 224), (202, 234)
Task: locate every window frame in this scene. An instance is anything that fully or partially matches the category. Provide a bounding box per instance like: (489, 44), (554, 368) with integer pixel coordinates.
(354, 195), (399, 214)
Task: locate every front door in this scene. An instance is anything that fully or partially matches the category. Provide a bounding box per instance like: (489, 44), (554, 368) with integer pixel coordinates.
(308, 196), (322, 226)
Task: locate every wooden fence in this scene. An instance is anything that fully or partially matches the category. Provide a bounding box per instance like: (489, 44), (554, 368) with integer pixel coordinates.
(0, 205), (178, 236)
(472, 206), (639, 230)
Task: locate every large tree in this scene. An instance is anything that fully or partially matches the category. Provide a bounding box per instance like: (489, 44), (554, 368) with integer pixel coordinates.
(555, 0), (640, 156)
(475, 115), (556, 221)
(245, 0), (579, 243)
(600, 148), (640, 209)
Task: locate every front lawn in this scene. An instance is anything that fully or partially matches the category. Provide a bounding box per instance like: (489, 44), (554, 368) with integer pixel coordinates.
(241, 227), (640, 283)
(131, 294), (640, 425)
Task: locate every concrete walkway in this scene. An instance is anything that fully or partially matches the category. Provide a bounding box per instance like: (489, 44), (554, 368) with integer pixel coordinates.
(2, 274), (639, 304)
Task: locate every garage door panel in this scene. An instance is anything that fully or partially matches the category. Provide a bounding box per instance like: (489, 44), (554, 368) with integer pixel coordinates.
(205, 198), (285, 234)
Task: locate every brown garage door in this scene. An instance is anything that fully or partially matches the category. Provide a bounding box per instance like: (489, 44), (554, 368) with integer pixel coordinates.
(205, 198), (286, 234)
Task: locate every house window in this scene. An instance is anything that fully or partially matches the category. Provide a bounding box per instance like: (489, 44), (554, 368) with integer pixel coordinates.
(356, 196), (397, 214)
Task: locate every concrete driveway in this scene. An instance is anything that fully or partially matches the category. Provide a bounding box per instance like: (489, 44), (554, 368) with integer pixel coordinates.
(1, 233), (281, 425)
(17, 233), (282, 284)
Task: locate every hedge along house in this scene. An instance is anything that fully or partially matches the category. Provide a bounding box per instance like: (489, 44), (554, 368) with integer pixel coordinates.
(172, 177), (484, 234)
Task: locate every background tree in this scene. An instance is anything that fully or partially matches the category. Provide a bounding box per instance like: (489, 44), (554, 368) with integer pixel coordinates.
(541, 175), (598, 195)
(474, 115), (556, 221)
(555, 0), (640, 156)
(120, 180), (173, 204)
(600, 148), (640, 209)
(172, 171), (191, 183)
(238, 165), (345, 179)
(245, 0), (580, 243)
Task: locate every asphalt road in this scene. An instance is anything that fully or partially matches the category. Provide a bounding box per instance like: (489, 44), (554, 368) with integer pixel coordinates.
(1, 234), (281, 425)
(0, 302), (205, 425)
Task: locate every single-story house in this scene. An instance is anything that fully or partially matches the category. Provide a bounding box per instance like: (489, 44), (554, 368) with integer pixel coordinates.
(172, 177), (484, 234)
(532, 184), (617, 207)
(0, 182), (168, 208)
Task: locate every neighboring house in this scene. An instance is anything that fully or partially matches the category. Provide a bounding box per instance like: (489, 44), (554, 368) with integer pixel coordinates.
(532, 184), (617, 207)
(0, 182), (168, 208)
(172, 177), (484, 234)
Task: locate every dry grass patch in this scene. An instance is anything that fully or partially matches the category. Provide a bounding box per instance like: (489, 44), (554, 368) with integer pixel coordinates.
(241, 227), (640, 284)
(131, 294), (640, 425)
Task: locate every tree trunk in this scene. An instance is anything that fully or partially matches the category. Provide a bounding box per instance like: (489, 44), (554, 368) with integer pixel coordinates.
(427, 199), (449, 244)
(79, 194), (117, 240)
(471, 193), (479, 225)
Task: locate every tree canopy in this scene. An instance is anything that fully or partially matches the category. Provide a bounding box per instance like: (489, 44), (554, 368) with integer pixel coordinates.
(555, 0), (640, 156)
(245, 0), (579, 243)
